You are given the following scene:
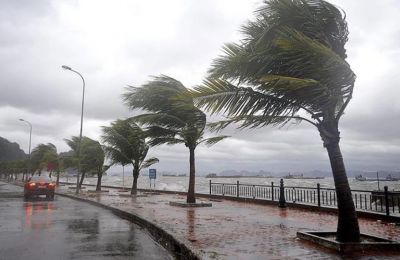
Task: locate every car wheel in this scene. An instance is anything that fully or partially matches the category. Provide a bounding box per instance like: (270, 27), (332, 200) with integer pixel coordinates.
(24, 194), (30, 201)
(47, 194), (54, 201)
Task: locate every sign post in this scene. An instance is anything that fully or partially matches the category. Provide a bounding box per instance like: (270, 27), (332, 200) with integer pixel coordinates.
(149, 169), (156, 190)
(122, 165), (125, 190)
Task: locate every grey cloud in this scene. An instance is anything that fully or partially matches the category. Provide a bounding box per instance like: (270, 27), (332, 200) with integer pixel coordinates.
(0, 0), (399, 173)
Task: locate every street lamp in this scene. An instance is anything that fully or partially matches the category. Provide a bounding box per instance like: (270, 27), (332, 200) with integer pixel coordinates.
(19, 118), (32, 181)
(62, 65), (85, 194)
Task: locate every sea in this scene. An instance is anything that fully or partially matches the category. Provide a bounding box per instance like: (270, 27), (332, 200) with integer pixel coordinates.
(59, 175), (400, 193)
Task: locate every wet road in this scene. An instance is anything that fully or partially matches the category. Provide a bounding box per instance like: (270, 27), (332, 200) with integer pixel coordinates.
(0, 182), (173, 260)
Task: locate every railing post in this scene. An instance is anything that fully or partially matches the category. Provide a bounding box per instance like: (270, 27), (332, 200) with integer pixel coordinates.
(384, 186), (390, 216)
(271, 182), (274, 201)
(222, 183), (225, 196)
(317, 183), (321, 208)
(209, 180), (212, 195)
(278, 179), (286, 208)
(237, 180), (239, 198)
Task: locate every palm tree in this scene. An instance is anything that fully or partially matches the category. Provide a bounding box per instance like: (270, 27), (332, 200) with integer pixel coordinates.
(96, 165), (111, 191)
(123, 75), (229, 203)
(192, 0), (359, 242)
(31, 143), (57, 176)
(101, 119), (159, 195)
(65, 136), (105, 191)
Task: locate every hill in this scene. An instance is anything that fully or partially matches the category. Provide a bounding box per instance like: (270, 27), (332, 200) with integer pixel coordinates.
(0, 137), (26, 162)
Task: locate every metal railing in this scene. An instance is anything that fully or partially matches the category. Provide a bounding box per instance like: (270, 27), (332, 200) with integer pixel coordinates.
(209, 180), (400, 216)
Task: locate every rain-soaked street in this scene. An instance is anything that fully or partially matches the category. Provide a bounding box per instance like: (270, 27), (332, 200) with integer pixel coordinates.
(0, 182), (173, 260)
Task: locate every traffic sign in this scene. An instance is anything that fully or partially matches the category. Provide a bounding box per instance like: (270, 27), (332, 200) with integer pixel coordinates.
(149, 169), (156, 179)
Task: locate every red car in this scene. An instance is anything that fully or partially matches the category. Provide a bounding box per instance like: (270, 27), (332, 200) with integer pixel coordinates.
(24, 176), (55, 200)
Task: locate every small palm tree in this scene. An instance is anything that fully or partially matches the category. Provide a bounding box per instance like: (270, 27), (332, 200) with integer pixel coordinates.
(65, 136), (105, 192)
(31, 143), (57, 176)
(96, 165), (111, 191)
(193, 0), (359, 242)
(101, 119), (159, 195)
(123, 75), (229, 203)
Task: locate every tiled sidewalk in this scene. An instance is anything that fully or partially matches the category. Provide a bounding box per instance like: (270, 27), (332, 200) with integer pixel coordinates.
(58, 185), (400, 260)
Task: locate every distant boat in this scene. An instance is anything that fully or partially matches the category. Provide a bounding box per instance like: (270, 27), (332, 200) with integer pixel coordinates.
(355, 174), (399, 182)
(283, 173), (303, 179)
(283, 173), (324, 179)
(162, 173), (187, 177)
(355, 175), (367, 181)
(385, 174), (399, 181)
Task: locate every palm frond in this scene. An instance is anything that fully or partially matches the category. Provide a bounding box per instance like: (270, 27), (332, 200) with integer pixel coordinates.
(148, 137), (185, 147)
(139, 157), (159, 170)
(199, 0), (354, 126)
(194, 78), (298, 118)
(132, 113), (186, 130)
(207, 115), (304, 132)
(124, 75), (208, 149)
(101, 119), (150, 165)
(198, 136), (230, 147)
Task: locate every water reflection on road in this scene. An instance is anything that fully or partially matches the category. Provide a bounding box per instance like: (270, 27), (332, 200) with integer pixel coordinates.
(24, 201), (55, 230)
(0, 183), (173, 260)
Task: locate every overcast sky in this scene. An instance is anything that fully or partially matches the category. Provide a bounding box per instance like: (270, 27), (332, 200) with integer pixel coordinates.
(0, 0), (399, 174)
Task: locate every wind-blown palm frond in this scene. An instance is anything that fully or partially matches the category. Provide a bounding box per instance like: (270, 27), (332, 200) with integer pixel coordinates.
(207, 115), (305, 132)
(101, 119), (158, 169)
(194, 0), (354, 130)
(64, 136), (104, 174)
(198, 136), (230, 147)
(149, 137), (185, 147)
(194, 78), (298, 121)
(125, 76), (226, 150)
(140, 157), (159, 170)
(103, 146), (131, 165)
(31, 143), (60, 174)
(132, 113), (186, 130)
(123, 75), (189, 112)
(101, 119), (159, 195)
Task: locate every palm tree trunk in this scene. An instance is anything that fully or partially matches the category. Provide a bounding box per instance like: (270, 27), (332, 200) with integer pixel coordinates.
(187, 147), (196, 203)
(56, 169), (60, 186)
(96, 168), (102, 191)
(131, 162), (139, 195)
(78, 172), (85, 189)
(324, 135), (360, 242)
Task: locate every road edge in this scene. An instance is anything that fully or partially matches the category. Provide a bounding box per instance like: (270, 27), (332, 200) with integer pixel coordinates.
(56, 191), (202, 260)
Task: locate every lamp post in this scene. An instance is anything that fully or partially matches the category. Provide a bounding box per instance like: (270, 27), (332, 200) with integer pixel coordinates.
(19, 119), (32, 181)
(62, 65), (85, 194)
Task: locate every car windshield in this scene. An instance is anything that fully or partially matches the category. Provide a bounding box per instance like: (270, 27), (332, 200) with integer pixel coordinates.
(29, 176), (51, 182)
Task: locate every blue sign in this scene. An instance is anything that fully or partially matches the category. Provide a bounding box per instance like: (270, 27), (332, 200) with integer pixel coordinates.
(149, 169), (156, 179)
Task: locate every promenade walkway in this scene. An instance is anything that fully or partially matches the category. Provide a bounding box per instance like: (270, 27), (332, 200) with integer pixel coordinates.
(58, 185), (400, 260)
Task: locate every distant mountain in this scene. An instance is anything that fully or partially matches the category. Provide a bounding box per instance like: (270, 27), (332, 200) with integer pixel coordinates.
(0, 137), (26, 162)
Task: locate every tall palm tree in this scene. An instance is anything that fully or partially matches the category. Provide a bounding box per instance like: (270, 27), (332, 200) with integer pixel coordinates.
(193, 0), (359, 242)
(65, 136), (105, 191)
(123, 75), (229, 203)
(101, 119), (159, 195)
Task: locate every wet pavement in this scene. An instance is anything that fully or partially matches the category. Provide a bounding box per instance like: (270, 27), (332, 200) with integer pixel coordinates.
(0, 182), (173, 260)
(56, 183), (400, 260)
